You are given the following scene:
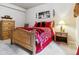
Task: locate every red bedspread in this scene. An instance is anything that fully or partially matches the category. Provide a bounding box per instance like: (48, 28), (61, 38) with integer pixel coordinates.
(18, 27), (54, 53)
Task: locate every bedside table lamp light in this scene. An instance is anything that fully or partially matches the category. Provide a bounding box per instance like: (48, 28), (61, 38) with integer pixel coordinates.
(58, 20), (66, 32)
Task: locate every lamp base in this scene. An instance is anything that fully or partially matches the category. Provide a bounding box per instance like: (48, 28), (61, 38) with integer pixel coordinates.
(60, 26), (65, 32)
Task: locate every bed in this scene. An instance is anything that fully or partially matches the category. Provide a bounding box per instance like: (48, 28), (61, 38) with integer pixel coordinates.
(11, 21), (55, 54)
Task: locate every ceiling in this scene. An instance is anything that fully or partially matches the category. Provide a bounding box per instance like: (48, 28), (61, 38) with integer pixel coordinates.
(12, 3), (43, 9)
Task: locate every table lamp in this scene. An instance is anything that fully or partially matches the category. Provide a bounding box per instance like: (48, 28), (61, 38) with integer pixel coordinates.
(58, 20), (66, 32)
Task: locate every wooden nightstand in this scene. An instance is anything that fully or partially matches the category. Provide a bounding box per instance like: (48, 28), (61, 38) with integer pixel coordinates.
(55, 32), (68, 43)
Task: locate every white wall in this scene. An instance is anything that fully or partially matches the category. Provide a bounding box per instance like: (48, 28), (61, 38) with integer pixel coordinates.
(76, 16), (79, 46)
(26, 3), (76, 46)
(0, 3), (27, 27)
(26, 3), (75, 26)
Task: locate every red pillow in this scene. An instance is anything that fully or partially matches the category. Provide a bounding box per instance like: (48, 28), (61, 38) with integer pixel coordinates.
(34, 21), (38, 27)
(34, 21), (42, 27)
(40, 22), (42, 27)
(45, 21), (52, 28)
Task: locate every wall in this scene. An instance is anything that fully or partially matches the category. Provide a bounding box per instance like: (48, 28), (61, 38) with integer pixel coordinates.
(76, 16), (79, 46)
(0, 3), (27, 27)
(26, 3), (75, 26)
(26, 3), (77, 47)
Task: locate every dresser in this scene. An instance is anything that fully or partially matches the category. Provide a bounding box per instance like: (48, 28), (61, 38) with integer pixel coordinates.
(0, 20), (15, 40)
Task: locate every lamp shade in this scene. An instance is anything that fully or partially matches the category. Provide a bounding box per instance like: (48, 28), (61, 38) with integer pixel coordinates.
(58, 20), (66, 32)
(59, 20), (66, 25)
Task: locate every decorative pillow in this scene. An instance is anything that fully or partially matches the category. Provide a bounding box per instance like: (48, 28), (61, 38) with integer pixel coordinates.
(40, 22), (42, 27)
(34, 21), (55, 28)
(42, 22), (45, 27)
(37, 22), (40, 27)
(34, 21), (38, 27)
(45, 21), (52, 28)
(34, 21), (42, 27)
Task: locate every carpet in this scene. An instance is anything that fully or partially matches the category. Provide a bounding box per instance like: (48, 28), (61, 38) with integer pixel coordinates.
(0, 39), (76, 55)
(0, 40), (29, 55)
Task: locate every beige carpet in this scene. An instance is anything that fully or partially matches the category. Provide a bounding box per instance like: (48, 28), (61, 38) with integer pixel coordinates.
(0, 39), (77, 55)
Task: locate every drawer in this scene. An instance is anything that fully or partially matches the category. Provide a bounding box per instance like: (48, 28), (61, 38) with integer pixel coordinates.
(1, 33), (9, 39)
(56, 36), (67, 43)
(3, 22), (11, 25)
(2, 22), (14, 26)
(2, 36), (9, 39)
(2, 27), (9, 30)
(2, 31), (9, 34)
(2, 35), (9, 39)
(2, 27), (13, 31)
(2, 32), (9, 36)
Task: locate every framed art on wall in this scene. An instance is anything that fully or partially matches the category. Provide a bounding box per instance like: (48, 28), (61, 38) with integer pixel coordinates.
(36, 10), (55, 19)
(37, 11), (50, 19)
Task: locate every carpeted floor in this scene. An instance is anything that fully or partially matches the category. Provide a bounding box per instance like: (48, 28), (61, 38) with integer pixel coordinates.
(0, 39), (77, 55)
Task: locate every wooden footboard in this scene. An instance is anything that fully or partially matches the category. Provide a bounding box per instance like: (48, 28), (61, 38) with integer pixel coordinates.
(11, 28), (36, 54)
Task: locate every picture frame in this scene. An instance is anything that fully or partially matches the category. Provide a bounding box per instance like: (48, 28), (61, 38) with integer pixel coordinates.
(36, 10), (55, 19)
(37, 11), (50, 19)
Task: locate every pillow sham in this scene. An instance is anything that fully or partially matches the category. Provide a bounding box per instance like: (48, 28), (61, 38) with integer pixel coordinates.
(34, 21), (41, 27)
(34, 21), (55, 28)
(37, 22), (40, 27)
(42, 22), (45, 27)
(45, 21), (52, 28)
(34, 21), (38, 27)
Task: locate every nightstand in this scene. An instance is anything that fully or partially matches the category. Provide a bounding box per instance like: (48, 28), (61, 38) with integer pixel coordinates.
(55, 32), (68, 43)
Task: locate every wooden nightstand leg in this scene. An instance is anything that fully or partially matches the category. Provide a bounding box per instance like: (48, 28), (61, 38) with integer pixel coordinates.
(54, 35), (56, 41)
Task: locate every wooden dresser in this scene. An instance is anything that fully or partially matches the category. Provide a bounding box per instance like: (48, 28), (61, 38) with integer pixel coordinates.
(0, 20), (15, 40)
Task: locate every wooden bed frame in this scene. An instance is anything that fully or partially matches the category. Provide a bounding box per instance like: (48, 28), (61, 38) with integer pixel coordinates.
(11, 28), (36, 54)
(11, 21), (55, 55)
